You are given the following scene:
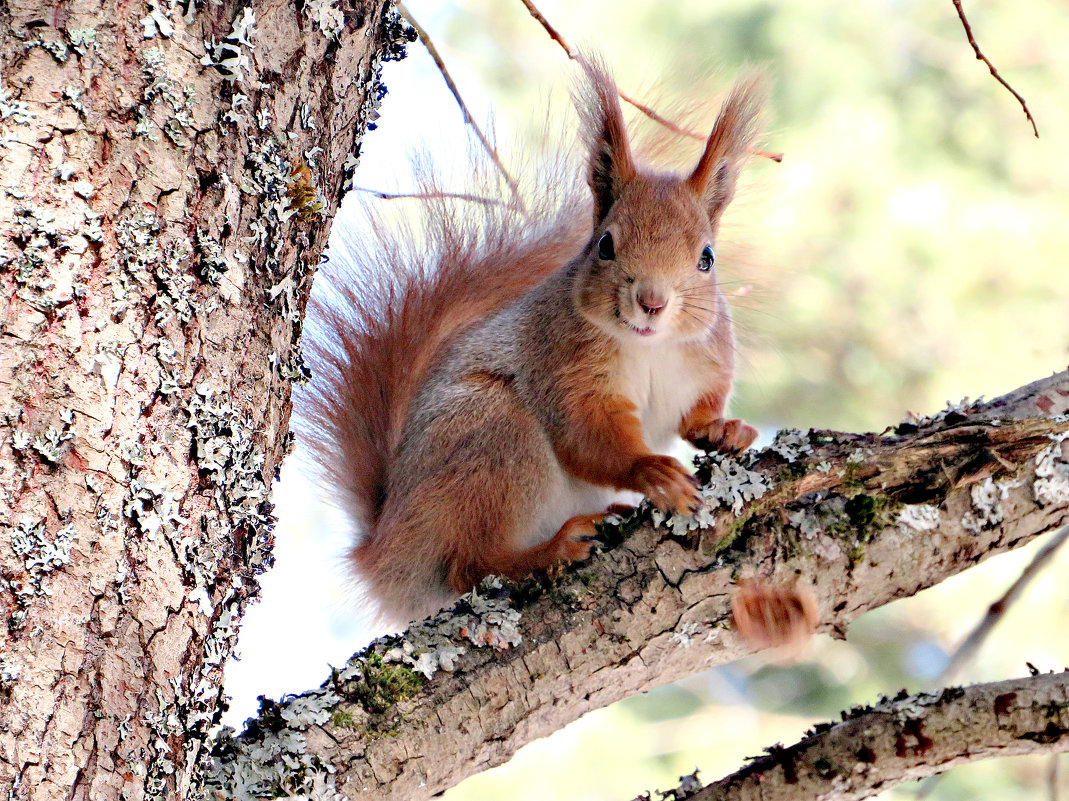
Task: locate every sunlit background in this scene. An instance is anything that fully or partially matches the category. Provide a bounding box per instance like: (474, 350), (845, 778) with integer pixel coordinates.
(225, 1), (1069, 798)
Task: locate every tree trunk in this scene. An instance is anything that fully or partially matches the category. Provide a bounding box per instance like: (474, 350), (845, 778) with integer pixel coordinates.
(0, 2), (402, 797)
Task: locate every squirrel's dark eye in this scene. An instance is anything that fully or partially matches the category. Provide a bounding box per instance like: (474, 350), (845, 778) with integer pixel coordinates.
(598, 231), (615, 261)
(698, 245), (715, 272)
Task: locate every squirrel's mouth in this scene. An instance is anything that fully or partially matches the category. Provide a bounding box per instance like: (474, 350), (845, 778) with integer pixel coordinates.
(613, 305), (658, 337)
(625, 322), (656, 337)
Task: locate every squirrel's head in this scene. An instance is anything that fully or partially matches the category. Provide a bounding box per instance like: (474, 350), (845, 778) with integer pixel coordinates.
(571, 58), (763, 345)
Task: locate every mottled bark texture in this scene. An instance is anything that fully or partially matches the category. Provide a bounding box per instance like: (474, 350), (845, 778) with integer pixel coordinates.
(207, 370), (1069, 801)
(685, 670), (1069, 801)
(0, 1), (403, 798)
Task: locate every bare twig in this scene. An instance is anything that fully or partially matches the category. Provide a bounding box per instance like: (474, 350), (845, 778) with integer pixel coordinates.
(516, 0), (784, 162)
(395, 2), (525, 208)
(1050, 753), (1062, 801)
(951, 0), (1039, 138)
(350, 187), (506, 208)
(936, 524), (1069, 686)
(516, 0), (573, 54)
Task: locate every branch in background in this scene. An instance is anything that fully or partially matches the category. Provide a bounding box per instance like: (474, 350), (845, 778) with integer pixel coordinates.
(350, 186), (507, 207)
(516, 0), (784, 162)
(207, 369), (1069, 801)
(394, 2), (525, 208)
(951, 0), (1039, 138)
(656, 671), (1069, 801)
(936, 524), (1069, 686)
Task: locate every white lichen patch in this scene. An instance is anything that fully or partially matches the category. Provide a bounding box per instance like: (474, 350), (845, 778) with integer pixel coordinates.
(897, 504), (941, 532)
(136, 47), (198, 147)
(769, 429), (813, 463)
(205, 685), (347, 801)
(671, 622), (704, 648)
(91, 341), (123, 388)
(901, 396), (985, 429)
(872, 690), (942, 719)
(961, 477), (1021, 534)
(787, 495), (848, 560)
(0, 654), (20, 685)
(26, 36), (69, 63)
(0, 80), (35, 126)
(652, 453), (771, 535)
(1034, 430), (1069, 507)
(67, 28), (97, 55)
(201, 7), (256, 82)
(364, 580), (522, 681)
(306, 0), (345, 38)
(845, 448), (871, 466)
(204, 583), (521, 798)
(124, 477), (187, 540)
(788, 495), (847, 538)
(141, 5), (175, 39)
(7, 518), (77, 626)
(195, 229), (230, 286)
(111, 210), (201, 325)
(185, 383), (273, 566)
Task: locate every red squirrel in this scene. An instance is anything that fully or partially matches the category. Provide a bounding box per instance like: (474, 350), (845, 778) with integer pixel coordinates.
(300, 59), (762, 624)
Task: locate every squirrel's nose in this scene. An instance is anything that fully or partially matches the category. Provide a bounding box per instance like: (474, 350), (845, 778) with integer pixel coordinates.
(637, 289), (667, 316)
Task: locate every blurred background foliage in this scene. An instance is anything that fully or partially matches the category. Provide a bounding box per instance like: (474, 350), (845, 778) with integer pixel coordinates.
(225, 1), (1069, 799)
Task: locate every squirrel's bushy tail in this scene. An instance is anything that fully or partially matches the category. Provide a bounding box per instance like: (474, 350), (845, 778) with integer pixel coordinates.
(297, 157), (588, 539)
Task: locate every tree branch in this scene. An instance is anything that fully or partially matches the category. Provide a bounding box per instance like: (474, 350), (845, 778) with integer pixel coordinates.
(208, 369), (1069, 800)
(663, 670), (1069, 801)
(951, 0), (1039, 138)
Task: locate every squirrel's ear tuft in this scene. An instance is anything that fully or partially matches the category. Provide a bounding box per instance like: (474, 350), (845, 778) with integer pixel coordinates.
(575, 55), (636, 226)
(687, 74), (765, 230)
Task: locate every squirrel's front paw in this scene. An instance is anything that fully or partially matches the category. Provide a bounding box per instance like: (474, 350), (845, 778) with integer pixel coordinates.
(684, 417), (758, 454)
(630, 454), (701, 513)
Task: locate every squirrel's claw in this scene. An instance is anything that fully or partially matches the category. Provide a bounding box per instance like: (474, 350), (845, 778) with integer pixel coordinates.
(685, 417), (759, 455)
(630, 454), (701, 513)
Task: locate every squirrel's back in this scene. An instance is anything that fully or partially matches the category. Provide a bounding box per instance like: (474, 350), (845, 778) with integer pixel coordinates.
(297, 160), (588, 538)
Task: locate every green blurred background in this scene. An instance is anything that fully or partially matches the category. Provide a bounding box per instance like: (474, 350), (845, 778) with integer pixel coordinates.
(229, 1), (1069, 798)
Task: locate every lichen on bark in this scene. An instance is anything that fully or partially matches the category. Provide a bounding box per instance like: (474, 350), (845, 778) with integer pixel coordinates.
(0, 1), (407, 797)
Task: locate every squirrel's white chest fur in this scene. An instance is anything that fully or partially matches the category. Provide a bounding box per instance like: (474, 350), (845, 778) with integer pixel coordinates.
(617, 341), (704, 451)
(526, 340), (704, 548)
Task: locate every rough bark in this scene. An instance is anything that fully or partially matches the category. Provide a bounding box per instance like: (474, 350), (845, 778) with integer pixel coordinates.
(680, 670), (1069, 801)
(0, 2), (402, 798)
(207, 370), (1069, 800)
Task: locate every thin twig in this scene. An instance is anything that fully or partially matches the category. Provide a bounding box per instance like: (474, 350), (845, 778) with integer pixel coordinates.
(936, 524), (1069, 685)
(516, 0), (783, 162)
(516, 0), (573, 54)
(951, 0), (1039, 138)
(619, 88), (703, 141)
(1050, 753), (1061, 801)
(350, 187), (506, 208)
(395, 2), (525, 208)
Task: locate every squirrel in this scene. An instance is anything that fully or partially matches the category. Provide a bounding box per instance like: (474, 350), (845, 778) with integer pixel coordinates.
(299, 58), (763, 625)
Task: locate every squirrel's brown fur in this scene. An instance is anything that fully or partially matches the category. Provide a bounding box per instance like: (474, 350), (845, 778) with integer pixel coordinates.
(300, 59), (763, 624)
